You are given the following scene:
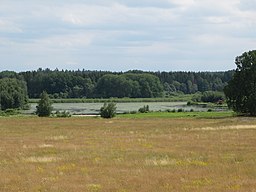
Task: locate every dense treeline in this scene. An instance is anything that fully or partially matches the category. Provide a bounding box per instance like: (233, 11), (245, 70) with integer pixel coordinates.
(0, 69), (234, 99)
(95, 73), (163, 98)
(153, 71), (234, 94)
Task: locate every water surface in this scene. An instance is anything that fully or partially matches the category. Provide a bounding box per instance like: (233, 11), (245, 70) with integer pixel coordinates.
(24, 102), (211, 115)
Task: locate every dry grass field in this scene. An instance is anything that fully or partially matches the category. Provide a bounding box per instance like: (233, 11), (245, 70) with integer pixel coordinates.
(0, 116), (256, 191)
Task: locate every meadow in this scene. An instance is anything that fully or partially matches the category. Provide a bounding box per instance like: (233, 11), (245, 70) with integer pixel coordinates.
(1, 116), (256, 191)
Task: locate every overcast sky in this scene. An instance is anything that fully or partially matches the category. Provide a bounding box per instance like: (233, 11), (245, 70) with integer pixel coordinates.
(0, 0), (255, 72)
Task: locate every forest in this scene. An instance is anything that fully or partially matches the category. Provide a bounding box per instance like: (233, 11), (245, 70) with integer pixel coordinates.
(0, 69), (234, 99)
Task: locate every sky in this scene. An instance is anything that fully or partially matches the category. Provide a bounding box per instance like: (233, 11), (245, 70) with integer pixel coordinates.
(0, 0), (255, 72)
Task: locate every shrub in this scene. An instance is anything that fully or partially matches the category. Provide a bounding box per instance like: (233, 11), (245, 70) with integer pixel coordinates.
(54, 110), (71, 118)
(187, 101), (192, 106)
(192, 92), (202, 102)
(177, 108), (183, 112)
(5, 109), (20, 115)
(138, 105), (150, 113)
(201, 91), (225, 103)
(0, 109), (20, 116)
(100, 102), (117, 118)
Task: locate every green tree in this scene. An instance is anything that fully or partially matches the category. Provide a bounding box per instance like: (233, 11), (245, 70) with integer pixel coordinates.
(36, 91), (53, 117)
(100, 102), (117, 118)
(95, 73), (163, 98)
(0, 78), (28, 110)
(123, 73), (163, 97)
(224, 50), (256, 115)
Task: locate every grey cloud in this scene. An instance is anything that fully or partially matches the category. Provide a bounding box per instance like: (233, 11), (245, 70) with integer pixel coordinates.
(116, 0), (175, 8)
(239, 0), (256, 10)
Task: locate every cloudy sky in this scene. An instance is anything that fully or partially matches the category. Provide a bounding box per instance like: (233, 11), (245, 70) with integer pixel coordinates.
(0, 0), (255, 72)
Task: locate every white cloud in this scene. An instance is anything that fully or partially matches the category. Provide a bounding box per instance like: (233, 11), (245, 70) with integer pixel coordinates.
(0, 18), (23, 33)
(57, 3), (178, 27)
(239, 0), (256, 11)
(0, 0), (255, 71)
(34, 33), (94, 49)
(170, 0), (195, 10)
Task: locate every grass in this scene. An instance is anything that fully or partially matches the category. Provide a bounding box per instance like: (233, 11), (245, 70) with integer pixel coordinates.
(1, 116), (256, 191)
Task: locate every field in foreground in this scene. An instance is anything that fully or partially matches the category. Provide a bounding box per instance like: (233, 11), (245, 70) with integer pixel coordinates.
(0, 117), (256, 191)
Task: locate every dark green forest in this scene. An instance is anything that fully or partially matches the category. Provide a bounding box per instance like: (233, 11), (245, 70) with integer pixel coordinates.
(0, 69), (234, 99)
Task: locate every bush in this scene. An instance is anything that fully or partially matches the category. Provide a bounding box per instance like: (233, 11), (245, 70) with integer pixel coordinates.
(54, 110), (71, 118)
(0, 109), (20, 116)
(36, 91), (53, 117)
(177, 108), (183, 112)
(138, 105), (150, 113)
(201, 91), (225, 103)
(5, 109), (20, 115)
(192, 92), (202, 102)
(100, 102), (117, 118)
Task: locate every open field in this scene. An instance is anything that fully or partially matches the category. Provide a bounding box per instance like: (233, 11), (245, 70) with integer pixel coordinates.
(1, 116), (256, 191)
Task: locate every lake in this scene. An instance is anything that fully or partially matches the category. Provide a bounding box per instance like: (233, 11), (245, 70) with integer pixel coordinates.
(24, 102), (215, 115)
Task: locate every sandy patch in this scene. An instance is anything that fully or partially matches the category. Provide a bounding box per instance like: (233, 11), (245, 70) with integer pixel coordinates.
(25, 156), (60, 163)
(73, 114), (100, 117)
(47, 135), (68, 141)
(38, 144), (54, 148)
(187, 125), (256, 131)
(145, 157), (176, 166)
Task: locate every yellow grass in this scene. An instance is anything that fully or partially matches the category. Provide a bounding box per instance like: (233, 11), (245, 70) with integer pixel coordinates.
(0, 116), (256, 191)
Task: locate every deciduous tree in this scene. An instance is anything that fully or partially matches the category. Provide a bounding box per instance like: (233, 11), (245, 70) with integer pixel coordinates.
(224, 50), (256, 115)
(0, 78), (28, 110)
(36, 91), (53, 117)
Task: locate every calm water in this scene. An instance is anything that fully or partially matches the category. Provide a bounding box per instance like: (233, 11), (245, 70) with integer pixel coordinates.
(24, 102), (213, 115)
